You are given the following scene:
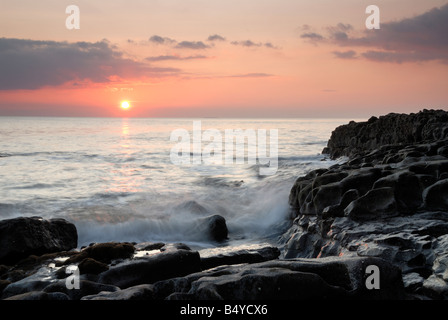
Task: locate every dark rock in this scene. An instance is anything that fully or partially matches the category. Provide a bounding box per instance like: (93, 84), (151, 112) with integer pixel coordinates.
(438, 146), (448, 157)
(340, 168), (383, 197)
(345, 187), (397, 221)
(282, 224), (324, 259)
(284, 110), (448, 301)
(134, 242), (165, 251)
(84, 242), (134, 263)
(195, 215), (228, 242)
(340, 189), (359, 209)
(422, 275), (448, 299)
(403, 272), (425, 293)
(4, 291), (69, 300)
(0, 217), (77, 265)
(98, 249), (201, 289)
(81, 284), (155, 300)
(78, 258), (109, 275)
(1, 265), (57, 299)
(161, 243), (192, 252)
(200, 245), (280, 270)
(64, 242), (135, 265)
(0, 264), (9, 276)
(43, 279), (120, 300)
(308, 183), (342, 215)
(192, 266), (344, 300)
(423, 179), (448, 211)
(0, 279), (11, 296)
(373, 170), (423, 212)
(323, 109), (448, 159)
(153, 256), (405, 300)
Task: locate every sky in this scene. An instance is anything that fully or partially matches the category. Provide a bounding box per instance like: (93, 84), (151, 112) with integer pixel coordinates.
(0, 0), (447, 118)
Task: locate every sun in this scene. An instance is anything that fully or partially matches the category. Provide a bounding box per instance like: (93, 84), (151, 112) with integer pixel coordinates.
(121, 101), (130, 110)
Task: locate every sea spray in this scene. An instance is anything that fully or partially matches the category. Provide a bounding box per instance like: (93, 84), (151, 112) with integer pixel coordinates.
(73, 177), (294, 247)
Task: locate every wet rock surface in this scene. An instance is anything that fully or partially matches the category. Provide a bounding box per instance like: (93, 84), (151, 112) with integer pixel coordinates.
(0, 216), (77, 265)
(285, 109), (448, 299)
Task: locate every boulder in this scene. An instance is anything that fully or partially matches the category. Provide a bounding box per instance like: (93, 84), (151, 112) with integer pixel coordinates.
(195, 215), (228, 242)
(63, 242), (135, 265)
(98, 249), (201, 289)
(0, 217), (77, 265)
(344, 187), (397, 221)
(423, 179), (448, 211)
(373, 170), (423, 212)
(1, 266), (56, 299)
(78, 258), (109, 275)
(422, 275), (448, 299)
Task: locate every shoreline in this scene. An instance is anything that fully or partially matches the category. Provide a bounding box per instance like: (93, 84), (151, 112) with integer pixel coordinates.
(1, 109), (448, 300)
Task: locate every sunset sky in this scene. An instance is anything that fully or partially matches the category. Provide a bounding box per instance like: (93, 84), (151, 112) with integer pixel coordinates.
(0, 0), (447, 118)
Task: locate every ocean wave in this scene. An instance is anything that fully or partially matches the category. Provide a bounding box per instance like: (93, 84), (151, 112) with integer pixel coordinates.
(9, 183), (65, 190)
(69, 176), (293, 247)
(200, 176), (245, 188)
(10, 151), (101, 160)
(75, 216), (217, 247)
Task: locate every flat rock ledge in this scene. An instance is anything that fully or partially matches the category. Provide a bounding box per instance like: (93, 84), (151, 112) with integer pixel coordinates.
(0, 237), (404, 300)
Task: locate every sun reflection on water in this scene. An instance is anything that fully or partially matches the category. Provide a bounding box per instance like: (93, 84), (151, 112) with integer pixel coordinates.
(104, 118), (144, 194)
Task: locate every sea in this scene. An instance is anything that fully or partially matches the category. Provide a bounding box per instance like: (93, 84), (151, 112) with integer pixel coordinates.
(0, 117), (356, 249)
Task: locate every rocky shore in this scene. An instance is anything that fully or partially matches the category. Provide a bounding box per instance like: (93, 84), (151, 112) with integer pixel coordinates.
(284, 109), (448, 299)
(1, 109), (448, 301)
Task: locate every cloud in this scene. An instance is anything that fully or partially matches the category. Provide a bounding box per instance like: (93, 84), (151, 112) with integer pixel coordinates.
(175, 41), (210, 50)
(332, 50), (357, 59)
(300, 32), (325, 41)
(148, 35), (211, 49)
(207, 34), (226, 42)
(231, 40), (277, 49)
(329, 23), (353, 33)
(145, 55), (208, 62)
(264, 42), (276, 49)
(357, 4), (448, 63)
(0, 38), (179, 90)
(231, 40), (259, 47)
(300, 24), (353, 43)
(300, 4), (448, 63)
(227, 73), (273, 78)
(149, 35), (176, 44)
(322, 4), (448, 63)
(148, 34), (278, 51)
(360, 50), (442, 64)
